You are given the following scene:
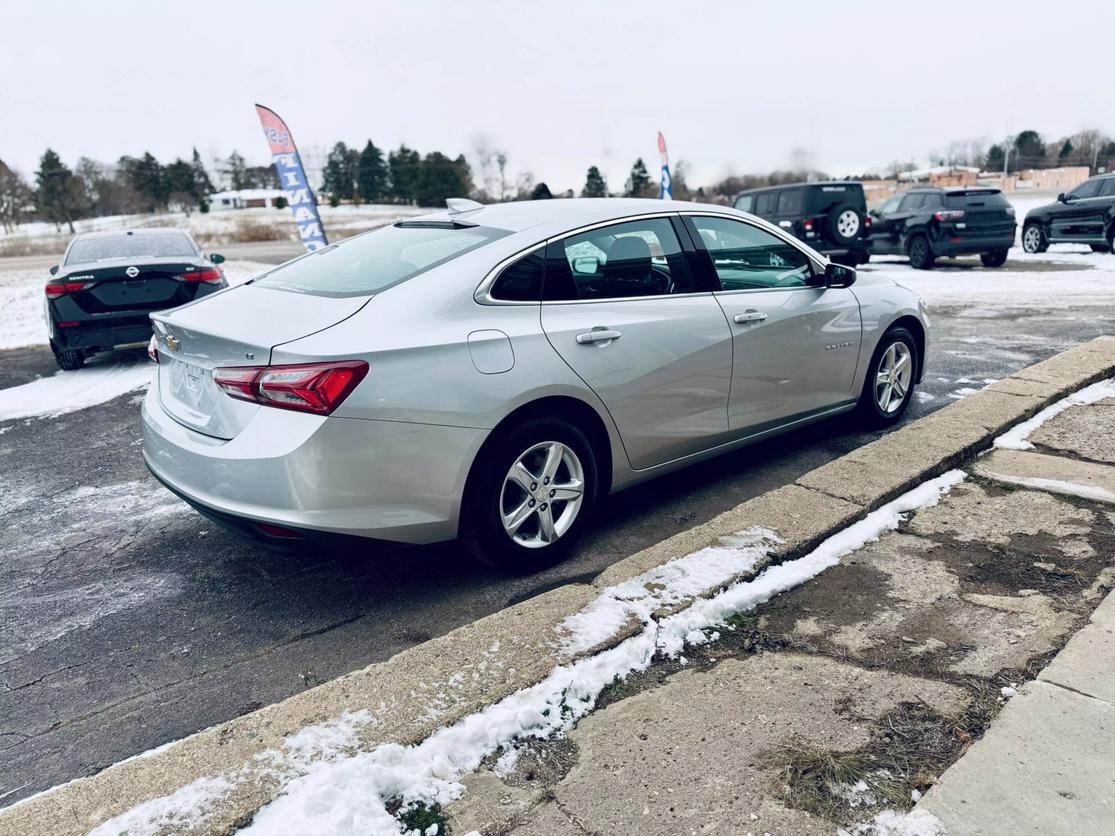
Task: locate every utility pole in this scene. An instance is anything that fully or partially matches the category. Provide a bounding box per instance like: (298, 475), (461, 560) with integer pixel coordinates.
(1002, 135), (1014, 187)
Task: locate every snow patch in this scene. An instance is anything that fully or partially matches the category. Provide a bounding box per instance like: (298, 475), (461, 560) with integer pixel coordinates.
(980, 471), (1115, 504)
(840, 808), (947, 836)
(994, 379), (1115, 450)
(0, 360), (153, 421)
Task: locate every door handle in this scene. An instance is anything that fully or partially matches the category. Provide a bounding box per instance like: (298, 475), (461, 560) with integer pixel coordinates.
(575, 328), (622, 345)
(733, 311), (768, 324)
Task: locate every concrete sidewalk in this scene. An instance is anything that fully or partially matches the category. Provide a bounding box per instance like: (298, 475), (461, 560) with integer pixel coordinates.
(447, 385), (1115, 835)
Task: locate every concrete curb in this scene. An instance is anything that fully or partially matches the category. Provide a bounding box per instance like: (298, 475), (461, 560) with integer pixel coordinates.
(4, 336), (1113, 836)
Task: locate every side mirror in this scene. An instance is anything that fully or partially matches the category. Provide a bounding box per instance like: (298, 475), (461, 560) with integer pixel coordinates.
(1057, 192), (1067, 203)
(209, 253), (226, 264)
(824, 262), (856, 288)
(49, 265), (59, 276)
(572, 256), (599, 275)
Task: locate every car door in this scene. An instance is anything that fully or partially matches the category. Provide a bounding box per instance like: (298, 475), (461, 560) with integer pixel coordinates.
(772, 187), (805, 240)
(887, 193), (925, 252)
(868, 196), (903, 254)
(540, 215), (734, 470)
(1050, 178), (1105, 242)
(682, 214), (863, 431)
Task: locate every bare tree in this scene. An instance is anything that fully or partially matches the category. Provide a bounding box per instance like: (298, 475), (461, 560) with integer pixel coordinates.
(0, 160), (33, 232)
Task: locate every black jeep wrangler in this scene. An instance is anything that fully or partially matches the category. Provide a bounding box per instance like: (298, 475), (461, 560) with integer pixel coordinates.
(867, 187), (1016, 269)
(733, 181), (870, 265)
(1021, 173), (1115, 254)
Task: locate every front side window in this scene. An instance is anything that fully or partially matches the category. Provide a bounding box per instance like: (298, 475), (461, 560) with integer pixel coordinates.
(1069, 179), (1102, 199)
(734, 194), (755, 212)
(544, 217), (695, 301)
(897, 193), (925, 212)
(253, 222), (509, 298)
(877, 196), (902, 216)
(689, 216), (814, 291)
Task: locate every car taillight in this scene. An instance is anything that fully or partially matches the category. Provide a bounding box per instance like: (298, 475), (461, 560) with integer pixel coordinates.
(178, 269), (223, 284)
(864, 214), (872, 228)
(803, 219), (814, 231)
(212, 361), (369, 415)
(147, 334), (160, 364)
(934, 210), (966, 222)
(45, 282), (89, 299)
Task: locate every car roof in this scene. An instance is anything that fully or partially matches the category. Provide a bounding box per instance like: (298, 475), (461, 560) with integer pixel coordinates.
(413, 198), (715, 234)
(735, 180), (863, 196)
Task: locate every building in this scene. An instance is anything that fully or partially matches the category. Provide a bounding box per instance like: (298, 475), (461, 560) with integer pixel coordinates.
(208, 189), (286, 210)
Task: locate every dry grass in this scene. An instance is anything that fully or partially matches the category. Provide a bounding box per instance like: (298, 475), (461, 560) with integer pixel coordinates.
(219, 217), (294, 244)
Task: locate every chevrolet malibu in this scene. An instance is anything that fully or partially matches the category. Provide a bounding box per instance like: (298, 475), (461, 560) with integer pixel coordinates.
(142, 199), (929, 571)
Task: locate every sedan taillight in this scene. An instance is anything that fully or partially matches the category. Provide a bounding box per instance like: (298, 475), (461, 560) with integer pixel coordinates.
(177, 269), (224, 284)
(45, 281), (90, 299)
(212, 361), (369, 415)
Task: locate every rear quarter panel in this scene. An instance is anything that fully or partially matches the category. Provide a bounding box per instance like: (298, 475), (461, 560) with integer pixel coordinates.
(849, 276), (928, 382)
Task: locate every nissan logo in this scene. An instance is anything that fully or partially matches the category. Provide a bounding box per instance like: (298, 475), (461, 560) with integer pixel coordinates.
(125, 266), (140, 278)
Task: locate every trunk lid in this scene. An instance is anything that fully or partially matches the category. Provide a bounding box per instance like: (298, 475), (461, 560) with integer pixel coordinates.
(946, 191), (1015, 236)
(152, 284), (370, 439)
(59, 258), (207, 313)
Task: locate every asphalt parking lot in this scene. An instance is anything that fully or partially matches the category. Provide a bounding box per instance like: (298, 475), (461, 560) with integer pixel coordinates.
(2, 246), (1114, 805)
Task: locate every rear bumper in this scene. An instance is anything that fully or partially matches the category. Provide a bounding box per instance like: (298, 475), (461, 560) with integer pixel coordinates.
(931, 231), (1015, 257)
(141, 383), (488, 545)
(51, 318), (152, 351)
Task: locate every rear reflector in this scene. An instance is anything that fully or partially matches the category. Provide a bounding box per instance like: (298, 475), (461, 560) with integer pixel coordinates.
(45, 282), (90, 299)
(934, 210), (966, 222)
(177, 269), (223, 284)
(212, 360), (369, 415)
(256, 522), (302, 539)
(147, 334), (160, 364)
(58, 321), (80, 328)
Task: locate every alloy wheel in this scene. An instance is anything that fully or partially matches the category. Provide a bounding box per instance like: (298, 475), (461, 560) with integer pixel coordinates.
(836, 209), (860, 238)
(500, 441), (585, 549)
(875, 341), (913, 414)
(1023, 225), (1042, 253)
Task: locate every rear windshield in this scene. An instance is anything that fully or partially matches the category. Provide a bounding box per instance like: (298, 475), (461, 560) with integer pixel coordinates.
(66, 231), (197, 264)
(945, 191), (1009, 209)
(252, 222), (509, 298)
(806, 183), (865, 213)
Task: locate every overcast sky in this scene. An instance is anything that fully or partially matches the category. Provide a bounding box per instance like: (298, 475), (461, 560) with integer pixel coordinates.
(2, 0), (1110, 193)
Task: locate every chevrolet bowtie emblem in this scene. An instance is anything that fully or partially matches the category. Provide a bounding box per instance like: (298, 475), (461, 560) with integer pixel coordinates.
(166, 335), (180, 351)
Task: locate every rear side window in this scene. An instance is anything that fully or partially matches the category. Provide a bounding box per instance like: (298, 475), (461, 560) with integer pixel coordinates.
(754, 192), (775, 215)
(776, 189), (803, 215)
(1101, 179), (1115, 197)
(253, 223), (508, 298)
(689, 216), (813, 290)
(544, 217), (696, 301)
(66, 232), (197, 264)
(734, 194), (754, 212)
(944, 191), (1008, 209)
(490, 250), (545, 301)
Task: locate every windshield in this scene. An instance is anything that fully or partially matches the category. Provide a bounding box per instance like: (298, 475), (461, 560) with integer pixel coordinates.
(66, 232), (197, 264)
(252, 222), (510, 298)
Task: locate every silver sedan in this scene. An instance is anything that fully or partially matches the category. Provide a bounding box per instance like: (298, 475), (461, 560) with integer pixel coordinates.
(142, 198), (928, 570)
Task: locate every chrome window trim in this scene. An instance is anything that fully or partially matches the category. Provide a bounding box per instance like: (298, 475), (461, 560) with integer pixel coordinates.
(474, 208), (829, 306)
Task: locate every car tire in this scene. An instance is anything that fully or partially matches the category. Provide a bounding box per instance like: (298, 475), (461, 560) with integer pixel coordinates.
(826, 203), (862, 245)
(1022, 223), (1048, 254)
(858, 326), (917, 428)
(54, 349), (85, 370)
(980, 249), (1009, 267)
(906, 235), (935, 270)
(460, 416), (598, 572)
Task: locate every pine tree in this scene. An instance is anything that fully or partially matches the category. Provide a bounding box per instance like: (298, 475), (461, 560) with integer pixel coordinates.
(1058, 140), (1074, 164)
(1013, 131), (1045, 170)
(388, 145), (421, 204)
(530, 182), (553, 200)
(582, 166), (606, 198)
(191, 148), (214, 198)
(414, 152), (472, 207)
(356, 140), (388, 204)
(223, 151), (249, 191)
(322, 141), (357, 203)
(35, 148), (86, 232)
(164, 158), (198, 213)
(625, 158), (651, 197)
